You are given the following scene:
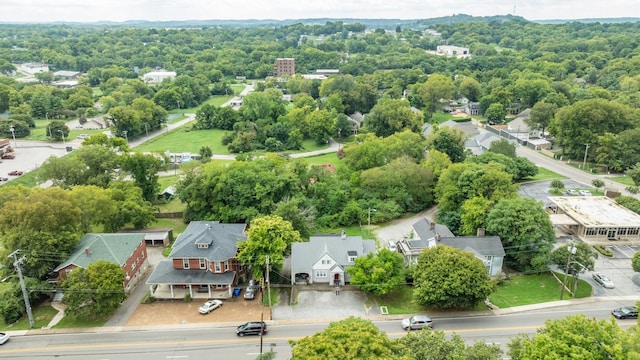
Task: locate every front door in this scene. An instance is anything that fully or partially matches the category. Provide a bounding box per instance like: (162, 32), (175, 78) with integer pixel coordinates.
(333, 273), (340, 286)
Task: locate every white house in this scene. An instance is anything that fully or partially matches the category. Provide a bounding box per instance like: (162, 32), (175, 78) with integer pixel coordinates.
(142, 70), (177, 84)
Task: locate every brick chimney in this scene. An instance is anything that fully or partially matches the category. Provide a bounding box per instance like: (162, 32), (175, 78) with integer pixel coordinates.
(429, 221), (435, 230)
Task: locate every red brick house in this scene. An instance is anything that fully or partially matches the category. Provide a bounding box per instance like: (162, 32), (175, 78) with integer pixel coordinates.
(53, 233), (148, 292)
(146, 221), (248, 299)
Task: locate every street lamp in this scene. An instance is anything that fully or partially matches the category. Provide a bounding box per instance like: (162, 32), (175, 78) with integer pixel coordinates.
(57, 129), (65, 145)
(9, 126), (16, 148)
(122, 130), (128, 143)
(337, 128), (342, 152)
(368, 207), (377, 227)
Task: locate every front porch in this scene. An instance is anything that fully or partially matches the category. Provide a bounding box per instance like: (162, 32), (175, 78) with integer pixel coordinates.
(147, 261), (237, 300)
(150, 284), (233, 300)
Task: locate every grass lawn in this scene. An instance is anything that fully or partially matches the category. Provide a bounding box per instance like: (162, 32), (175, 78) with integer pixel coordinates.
(373, 285), (426, 315)
(609, 176), (634, 186)
(489, 272), (592, 308)
(303, 153), (340, 166)
(528, 167), (566, 182)
(0, 305), (58, 331)
(317, 224), (376, 240)
(24, 119), (106, 141)
(53, 313), (110, 329)
(3, 168), (42, 188)
(135, 124), (230, 154)
(262, 288), (280, 307)
(153, 217), (188, 235)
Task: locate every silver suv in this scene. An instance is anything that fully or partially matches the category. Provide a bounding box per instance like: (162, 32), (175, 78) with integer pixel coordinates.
(401, 315), (434, 330)
(244, 279), (259, 300)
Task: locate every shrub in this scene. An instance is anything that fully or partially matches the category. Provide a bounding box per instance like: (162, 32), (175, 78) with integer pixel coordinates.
(0, 296), (25, 324)
(141, 291), (156, 304)
(626, 186), (639, 194)
(183, 293), (192, 302)
(591, 179), (604, 188)
(593, 245), (613, 257)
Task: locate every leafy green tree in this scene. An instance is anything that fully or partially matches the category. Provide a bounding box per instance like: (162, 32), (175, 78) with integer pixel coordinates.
(121, 153), (163, 202)
(458, 77), (482, 102)
(347, 249), (405, 296)
(0, 186), (82, 278)
(199, 146), (212, 163)
(616, 196), (640, 215)
(550, 241), (596, 276)
(398, 329), (503, 360)
(364, 98), (423, 137)
(237, 215), (302, 279)
(413, 245), (494, 309)
(103, 181), (156, 231)
(427, 127), (466, 163)
(550, 179), (565, 191)
(485, 103), (506, 125)
(460, 196), (493, 235)
(417, 73), (455, 117)
(488, 138), (516, 158)
(591, 178), (604, 189)
(632, 251), (640, 273)
(526, 101), (557, 135)
(485, 198), (555, 271)
(423, 149), (452, 179)
(508, 315), (630, 360)
(62, 260), (126, 319)
(305, 109), (334, 145)
(626, 163), (640, 186)
(290, 317), (405, 360)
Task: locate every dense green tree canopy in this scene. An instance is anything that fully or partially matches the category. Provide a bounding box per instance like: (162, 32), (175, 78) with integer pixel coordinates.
(485, 198), (555, 271)
(508, 315), (631, 360)
(398, 329), (503, 360)
(413, 245), (495, 309)
(290, 317), (406, 360)
(347, 249), (405, 296)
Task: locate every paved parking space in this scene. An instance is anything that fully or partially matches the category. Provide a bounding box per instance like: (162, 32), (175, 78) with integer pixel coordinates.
(272, 289), (373, 321)
(0, 141), (68, 185)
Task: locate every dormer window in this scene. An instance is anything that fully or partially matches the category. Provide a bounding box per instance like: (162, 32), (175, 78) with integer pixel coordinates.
(197, 243), (209, 249)
(347, 250), (357, 262)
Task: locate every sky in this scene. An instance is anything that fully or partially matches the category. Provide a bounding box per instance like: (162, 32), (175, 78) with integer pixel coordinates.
(0, 0), (637, 23)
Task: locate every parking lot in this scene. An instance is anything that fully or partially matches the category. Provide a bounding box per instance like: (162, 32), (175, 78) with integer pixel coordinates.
(0, 140), (69, 185)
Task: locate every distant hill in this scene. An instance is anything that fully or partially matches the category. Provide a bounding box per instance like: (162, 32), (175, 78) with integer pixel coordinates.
(5, 15), (639, 28)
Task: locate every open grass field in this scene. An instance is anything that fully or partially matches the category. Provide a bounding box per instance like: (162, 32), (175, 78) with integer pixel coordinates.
(0, 304), (58, 331)
(134, 124), (229, 154)
(527, 167), (566, 182)
(489, 272), (592, 308)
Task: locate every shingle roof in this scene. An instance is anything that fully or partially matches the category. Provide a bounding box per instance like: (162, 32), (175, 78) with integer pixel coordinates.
(291, 235), (376, 270)
(146, 261), (236, 285)
(412, 218), (455, 241)
(54, 233), (144, 271)
(169, 221), (247, 261)
(440, 236), (505, 256)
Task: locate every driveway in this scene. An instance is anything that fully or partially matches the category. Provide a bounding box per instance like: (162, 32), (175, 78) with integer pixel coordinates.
(272, 289), (373, 321)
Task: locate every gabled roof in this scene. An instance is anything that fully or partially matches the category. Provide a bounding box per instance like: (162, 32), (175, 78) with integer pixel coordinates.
(439, 120), (480, 137)
(169, 221), (247, 261)
(291, 235), (376, 270)
(54, 233), (144, 271)
(412, 218), (455, 241)
(440, 236), (505, 257)
(507, 108), (532, 132)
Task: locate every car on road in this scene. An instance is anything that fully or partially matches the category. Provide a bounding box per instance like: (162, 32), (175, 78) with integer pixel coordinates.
(197, 299), (223, 314)
(593, 272), (615, 289)
(401, 314), (434, 330)
(612, 306), (638, 319)
(388, 241), (397, 252)
(8, 170), (23, 176)
(236, 321), (267, 336)
(244, 279), (259, 300)
(0, 332), (9, 345)
(1, 153), (15, 159)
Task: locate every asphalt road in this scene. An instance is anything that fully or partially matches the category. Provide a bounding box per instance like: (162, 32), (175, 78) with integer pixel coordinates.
(2, 300), (636, 359)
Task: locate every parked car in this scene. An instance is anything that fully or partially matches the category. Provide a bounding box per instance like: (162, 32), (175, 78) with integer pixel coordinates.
(612, 306), (638, 319)
(77, 133), (89, 139)
(197, 299), (223, 314)
(1, 153), (15, 159)
(244, 279), (259, 300)
(564, 189), (579, 196)
(8, 171), (23, 176)
(578, 190), (592, 196)
(236, 321), (267, 336)
(0, 332), (9, 345)
(401, 314), (434, 330)
(388, 241), (397, 252)
(593, 272), (615, 289)
(0, 177), (8, 181)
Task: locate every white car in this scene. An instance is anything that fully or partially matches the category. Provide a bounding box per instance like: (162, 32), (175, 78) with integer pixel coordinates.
(388, 241), (397, 252)
(593, 272), (614, 289)
(198, 299), (223, 314)
(0, 332), (9, 345)
(578, 190), (592, 196)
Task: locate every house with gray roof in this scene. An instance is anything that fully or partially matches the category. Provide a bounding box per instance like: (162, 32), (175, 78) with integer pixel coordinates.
(146, 221), (248, 299)
(398, 218), (505, 276)
(54, 233), (148, 292)
(290, 233), (376, 286)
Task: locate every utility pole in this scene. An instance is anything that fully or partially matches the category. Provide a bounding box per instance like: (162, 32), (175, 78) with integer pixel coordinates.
(265, 256), (271, 311)
(9, 250), (35, 328)
(582, 143), (590, 170)
(560, 243), (576, 300)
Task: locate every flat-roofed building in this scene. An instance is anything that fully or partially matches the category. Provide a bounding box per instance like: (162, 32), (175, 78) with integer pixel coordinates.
(274, 58), (295, 77)
(548, 196), (640, 244)
(143, 70), (177, 84)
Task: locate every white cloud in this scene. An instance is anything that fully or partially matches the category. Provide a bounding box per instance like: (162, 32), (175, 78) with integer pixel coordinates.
(0, 0), (637, 23)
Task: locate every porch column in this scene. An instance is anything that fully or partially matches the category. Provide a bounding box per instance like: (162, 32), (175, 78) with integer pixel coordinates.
(149, 284), (154, 297)
(228, 284), (232, 297)
(170, 284), (174, 298)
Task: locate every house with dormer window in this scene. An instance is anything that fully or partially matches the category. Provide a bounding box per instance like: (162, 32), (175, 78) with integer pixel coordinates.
(290, 233), (376, 286)
(146, 221), (247, 299)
